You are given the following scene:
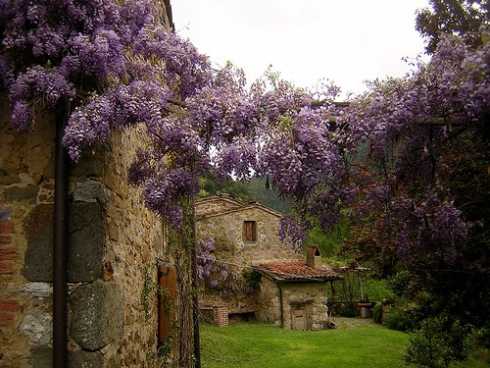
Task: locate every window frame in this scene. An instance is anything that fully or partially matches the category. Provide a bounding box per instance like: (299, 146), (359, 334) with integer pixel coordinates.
(243, 220), (257, 243)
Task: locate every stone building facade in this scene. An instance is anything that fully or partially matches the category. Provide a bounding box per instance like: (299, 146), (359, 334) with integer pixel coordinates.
(195, 196), (298, 315)
(196, 196), (341, 330)
(254, 254), (341, 330)
(0, 3), (174, 367)
(196, 196), (297, 264)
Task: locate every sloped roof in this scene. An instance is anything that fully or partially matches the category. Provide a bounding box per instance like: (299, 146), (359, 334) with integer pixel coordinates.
(254, 260), (342, 282)
(196, 196), (284, 220)
(195, 195), (243, 207)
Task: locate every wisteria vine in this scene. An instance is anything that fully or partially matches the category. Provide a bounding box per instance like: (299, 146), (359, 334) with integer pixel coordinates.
(3, 1), (487, 266)
(342, 35), (490, 270)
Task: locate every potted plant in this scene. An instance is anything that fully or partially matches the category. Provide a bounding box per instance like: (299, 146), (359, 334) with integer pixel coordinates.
(357, 295), (374, 318)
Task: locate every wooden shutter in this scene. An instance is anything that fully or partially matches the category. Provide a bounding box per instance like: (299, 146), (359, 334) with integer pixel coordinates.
(158, 264), (177, 347)
(243, 221), (257, 242)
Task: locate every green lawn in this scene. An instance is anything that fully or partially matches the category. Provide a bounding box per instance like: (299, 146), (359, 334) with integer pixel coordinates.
(201, 321), (410, 368)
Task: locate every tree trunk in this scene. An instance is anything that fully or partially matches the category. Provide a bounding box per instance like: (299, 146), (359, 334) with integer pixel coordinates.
(173, 196), (200, 368)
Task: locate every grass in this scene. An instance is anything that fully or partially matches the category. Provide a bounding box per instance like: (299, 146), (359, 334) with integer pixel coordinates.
(201, 321), (410, 368)
(201, 320), (488, 368)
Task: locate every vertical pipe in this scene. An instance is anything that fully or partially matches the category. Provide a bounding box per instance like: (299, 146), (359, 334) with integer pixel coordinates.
(53, 103), (69, 368)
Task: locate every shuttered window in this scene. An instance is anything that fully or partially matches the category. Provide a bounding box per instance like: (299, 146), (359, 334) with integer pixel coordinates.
(243, 221), (257, 242)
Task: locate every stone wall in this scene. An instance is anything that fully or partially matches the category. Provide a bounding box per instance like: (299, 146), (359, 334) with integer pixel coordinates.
(255, 277), (330, 330)
(255, 277), (281, 325)
(98, 128), (165, 368)
(0, 99), (57, 368)
(0, 110), (167, 368)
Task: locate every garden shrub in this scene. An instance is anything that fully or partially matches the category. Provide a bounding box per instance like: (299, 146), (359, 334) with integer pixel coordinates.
(384, 307), (417, 332)
(471, 322), (490, 349)
(389, 270), (411, 298)
(405, 316), (469, 368)
(338, 303), (358, 317)
(373, 303), (383, 324)
(363, 278), (395, 302)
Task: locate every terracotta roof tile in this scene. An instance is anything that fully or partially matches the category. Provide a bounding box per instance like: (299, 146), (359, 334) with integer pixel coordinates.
(254, 260), (341, 282)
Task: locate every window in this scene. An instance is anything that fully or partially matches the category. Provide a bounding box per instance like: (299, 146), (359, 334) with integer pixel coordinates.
(243, 221), (257, 242)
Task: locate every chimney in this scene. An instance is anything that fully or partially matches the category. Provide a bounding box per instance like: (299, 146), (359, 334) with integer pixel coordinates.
(306, 246), (321, 268)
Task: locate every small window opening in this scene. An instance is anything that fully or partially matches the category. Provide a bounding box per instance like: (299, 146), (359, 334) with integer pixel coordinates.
(243, 221), (257, 242)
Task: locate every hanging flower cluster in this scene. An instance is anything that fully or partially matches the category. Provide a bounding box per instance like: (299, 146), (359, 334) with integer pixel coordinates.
(342, 35), (490, 267)
(196, 238), (230, 289)
(0, 0), (223, 228)
(0, 0), (213, 126)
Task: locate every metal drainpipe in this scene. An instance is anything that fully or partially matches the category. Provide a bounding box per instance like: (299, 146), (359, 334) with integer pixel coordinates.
(53, 102), (70, 368)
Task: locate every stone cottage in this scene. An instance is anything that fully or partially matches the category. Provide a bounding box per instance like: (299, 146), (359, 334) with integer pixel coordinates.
(196, 195), (296, 262)
(0, 3), (176, 368)
(195, 196), (341, 330)
(254, 246), (341, 330)
(196, 195), (297, 320)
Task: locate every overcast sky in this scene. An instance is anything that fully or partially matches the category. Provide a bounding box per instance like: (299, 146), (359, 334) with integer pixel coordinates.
(172, 0), (430, 96)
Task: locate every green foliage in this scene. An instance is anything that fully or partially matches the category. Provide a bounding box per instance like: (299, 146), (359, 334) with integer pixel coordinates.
(306, 225), (341, 256)
(451, 352), (490, 368)
(158, 339), (173, 360)
(199, 176), (251, 202)
(141, 264), (173, 322)
(389, 270), (412, 298)
(242, 270), (262, 291)
(416, 0), (489, 53)
(363, 279), (395, 303)
(141, 264), (155, 322)
(384, 307), (418, 332)
(201, 322), (409, 368)
(471, 323), (490, 349)
(199, 176), (291, 213)
(373, 303), (383, 324)
(245, 177), (291, 213)
(405, 316), (469, 368)
(338, 303), (358, 317)
(329, 276), (393, 306)
(305, 215), (350, 257)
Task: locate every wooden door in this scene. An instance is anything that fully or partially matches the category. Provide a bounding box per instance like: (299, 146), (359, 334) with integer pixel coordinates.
(291, 308), (306, 330)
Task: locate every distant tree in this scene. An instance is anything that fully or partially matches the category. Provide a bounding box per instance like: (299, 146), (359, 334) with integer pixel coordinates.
(416, 0), (490, 52)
